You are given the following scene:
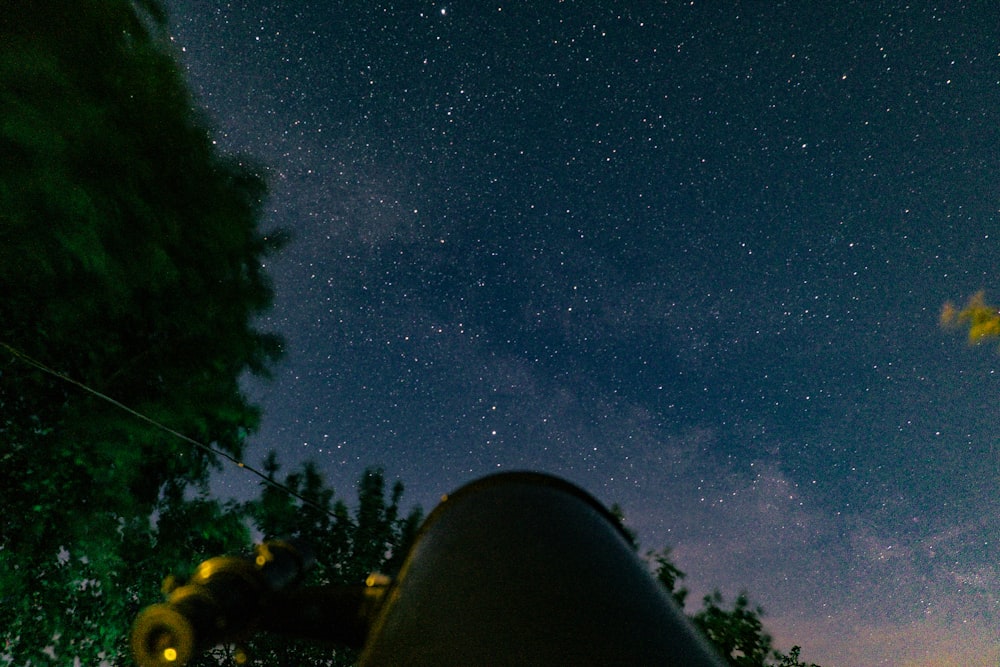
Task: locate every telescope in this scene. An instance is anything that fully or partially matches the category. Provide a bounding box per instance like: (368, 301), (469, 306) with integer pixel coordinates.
(132, 472), (726, 666)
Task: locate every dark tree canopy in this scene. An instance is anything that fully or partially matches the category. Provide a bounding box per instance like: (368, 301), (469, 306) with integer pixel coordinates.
(227, 458), (423, 667)
(1, 0), (282, 661)
(649, 550), (822, 667)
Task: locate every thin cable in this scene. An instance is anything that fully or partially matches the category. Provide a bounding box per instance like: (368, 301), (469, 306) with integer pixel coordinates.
(1, 341), (336, 520)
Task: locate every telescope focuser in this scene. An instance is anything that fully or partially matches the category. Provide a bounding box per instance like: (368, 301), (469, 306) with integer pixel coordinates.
(130, 539), (363, 667)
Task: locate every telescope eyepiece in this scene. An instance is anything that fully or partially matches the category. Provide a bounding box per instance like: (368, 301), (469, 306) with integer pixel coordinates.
(131, 604), (195, 667)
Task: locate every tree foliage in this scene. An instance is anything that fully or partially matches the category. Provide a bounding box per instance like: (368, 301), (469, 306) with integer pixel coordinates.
(648, 546), (689, 608)
(940, 291), (1000, 344)
(1, 0), (282, 662)
(649, 549), (822, 667)
(196, 460), (423, 667)
(693, 591), (773, 667)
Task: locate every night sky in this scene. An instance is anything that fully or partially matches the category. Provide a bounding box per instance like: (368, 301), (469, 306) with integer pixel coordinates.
(163, 2), (999, 664)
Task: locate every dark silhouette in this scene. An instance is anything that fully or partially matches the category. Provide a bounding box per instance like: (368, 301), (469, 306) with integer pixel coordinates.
(650, 549), (823, 666)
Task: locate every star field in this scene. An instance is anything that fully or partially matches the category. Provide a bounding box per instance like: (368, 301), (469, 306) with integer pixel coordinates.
(165, 2), (999, 664)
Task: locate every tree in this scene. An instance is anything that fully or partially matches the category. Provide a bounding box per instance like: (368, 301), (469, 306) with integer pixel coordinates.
(940, 291), (1000, 344)
(1, 0), (283, 662)
(234, 459), (424, 667)
(773, 646), (822, 667)
(648, 546), (689, 607)
(692, 591), (774, 667)
(649, 549), (823, 667)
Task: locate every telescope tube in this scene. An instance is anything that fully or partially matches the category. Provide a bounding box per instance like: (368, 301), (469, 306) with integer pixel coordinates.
(360, 472), (726, 666)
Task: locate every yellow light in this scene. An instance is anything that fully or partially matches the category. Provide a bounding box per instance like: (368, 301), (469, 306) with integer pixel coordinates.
(163, 647), (178, 662)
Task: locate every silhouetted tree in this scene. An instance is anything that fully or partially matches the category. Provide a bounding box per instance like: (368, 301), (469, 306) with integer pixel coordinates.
(693, 591), (773, 667)
(1, 0), (282, 661)
(609, 502), (639, 549)
(236, 459), (423, 666)
(774, 646), (822, 667)
(648, 546), (689, 607)
(649, 549), (823, 667)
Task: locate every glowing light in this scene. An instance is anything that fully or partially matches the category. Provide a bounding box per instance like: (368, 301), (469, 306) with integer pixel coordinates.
(163, 647), (178, 662)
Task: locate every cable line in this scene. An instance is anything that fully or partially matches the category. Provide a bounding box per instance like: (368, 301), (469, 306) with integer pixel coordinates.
(1, 341), (336, 519)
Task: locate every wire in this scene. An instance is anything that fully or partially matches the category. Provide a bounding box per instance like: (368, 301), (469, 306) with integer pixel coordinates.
(1, 341), (337, 520)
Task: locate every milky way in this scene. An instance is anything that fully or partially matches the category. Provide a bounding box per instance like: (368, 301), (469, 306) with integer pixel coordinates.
(165, 2), (999, 663)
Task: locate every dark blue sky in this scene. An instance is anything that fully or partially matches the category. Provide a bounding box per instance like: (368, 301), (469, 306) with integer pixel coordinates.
(165, 2), (999, 663)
